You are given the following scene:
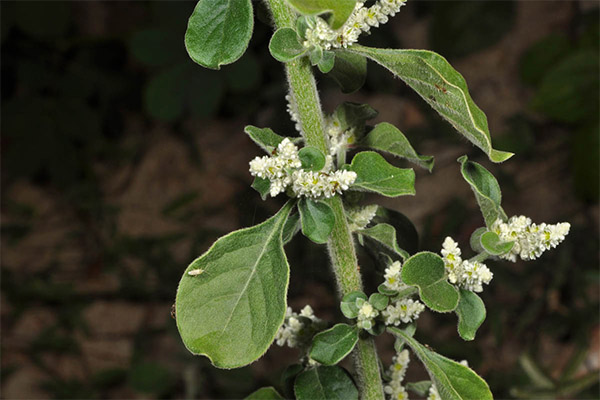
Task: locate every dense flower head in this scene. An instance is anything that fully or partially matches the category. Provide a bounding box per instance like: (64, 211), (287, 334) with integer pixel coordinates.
(274, 305), (323, 348)
(492, 216), (571, 262)
(325, 115), (356, 157)
(249, 137), (357, 199)
(384, 349), (410, 400)
(383, 261), (410, 292)
(303, 0), (407, 50)
(382, 298), (425, 326)
(441, 237), (493, 293)
(347, 204), (379, 231)
(356, 298), (379, 330)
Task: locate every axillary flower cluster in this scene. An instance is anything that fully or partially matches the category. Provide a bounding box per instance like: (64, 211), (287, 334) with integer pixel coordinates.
(275, 305), (324, 348)
(303, 0), (407, 50)
(441, 237), (493, 293)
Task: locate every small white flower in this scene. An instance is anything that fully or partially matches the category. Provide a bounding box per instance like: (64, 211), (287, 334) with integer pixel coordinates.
(274, 305), (323, 348)
(383, 261), (407, 291)
(356, 300), (379, 330)
(382, 298), (425, 325)
(440, 237), (493, 292)
(384, 348), (411, 400)
(427, 384), (440, 400)
(347, 204), (379, 231)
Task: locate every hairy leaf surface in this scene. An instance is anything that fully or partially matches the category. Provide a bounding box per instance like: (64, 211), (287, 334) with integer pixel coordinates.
(348, 151), (415, 197)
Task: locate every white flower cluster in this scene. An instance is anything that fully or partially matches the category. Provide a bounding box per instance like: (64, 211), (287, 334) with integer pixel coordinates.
(304, 0), (407, 50)
(275, 305), (322, 348)
(441, 237), (493, 293)
(325, 115), (356, 157)
(347, 204), (378, 231)
(491, 216), (571, 262)
(356, 298), (379, 330)
(384, 349), (410, 400)
(382, 298), (425, 326)
(249, 138), (357, 198)
(383, 261), (410, 292)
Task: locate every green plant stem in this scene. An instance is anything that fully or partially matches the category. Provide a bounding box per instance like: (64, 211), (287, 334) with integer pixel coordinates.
(266, 2), (384, 399)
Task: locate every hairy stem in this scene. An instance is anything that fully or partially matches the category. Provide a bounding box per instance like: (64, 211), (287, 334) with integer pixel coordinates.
(266, 1), (384, 399)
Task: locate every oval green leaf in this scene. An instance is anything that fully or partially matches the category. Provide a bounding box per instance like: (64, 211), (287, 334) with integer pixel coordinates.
(368, 293), (389, 311)
(469, 227), (487, 253)
(282, 211), (301, 245)
(245, 386), (284, 399)
(328, 51), (367, 94)
(389, 327), (493, 400)
(185, 0), (254, 70)
(175, 202), (293, 368)
(458, 155), (506, 227)
(480, 231), (514, 256)
(455, 289), (486, 341)
(287, 0), (357, 30)
(318, 51), (336, 73)
(358, 223), (409, 260)
(269, 28), (307, 62)
(298, 198), (335, 244)
(348, 151), (415, 197)
(309, 323), (359, 365)
(361, 122), (434, 171)
(348, 45), (513, 163)
(340, 291), (367, 319)
(252, 177), (270, 200)
(401, 252), (459, 313)
(294, 366), (358, 400)
(298, 146), (326, 171)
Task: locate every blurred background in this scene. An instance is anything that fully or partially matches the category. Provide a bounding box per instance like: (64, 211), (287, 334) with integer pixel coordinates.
(1, 0), (598, 399)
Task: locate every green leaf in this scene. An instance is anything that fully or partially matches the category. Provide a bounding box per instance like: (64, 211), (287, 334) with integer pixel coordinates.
(318, 51), (335, 73)
(358, 223), (409, 260)
(298, 147), (326, 171)
(480, 231), (514, 256)
(348, 45), (513, 163)
(269, 28), (307, 62)
(309, 324), (359, 365)
(368, 293), (389, 311)
(327, 51), (367, 94)
(282, 364), (304, 399)
(455, 289), (486, 341)
(282, 212), (301, 244)
(287, 0), (357, 30)
(458, 155), (506, 227)
(378, 283), (398, 297)
(340, 291), (367, 319)
(244, 125), (286, 153)
(252, 177), (271, 200)
(389, 327), (493, 400)
(348, 152), (415, 197)
(309, 45), (324, 66)
(401, 252), (459, 313)
(298, 198), (335, 244)
(175, 201), (294, 368)
(373, 207), (419, 256)
(469, 227), (487, 253)
(245, 387), (284, 400)
(406, 381), (432, 396)
(185, 0), (254, 70)
(333, 102), (378, 136)
(394, 323), (416, 353)
(294, 366), (358, 400)
(361, 122), (434, 172)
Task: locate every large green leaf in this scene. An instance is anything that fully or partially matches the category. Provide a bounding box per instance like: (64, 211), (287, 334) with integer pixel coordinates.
(327, 51), (367, 94)
(269, 28), (307, 62)
(185, 0), (254, 69)
(348, 151), (415, 197)
(358, 223), (409, 260)
(287, 0), (357, 29)
(455, 289), (486, 341)
(309, 324), (359, 365)
(458, 155), (506, 227)
(294, 366), (358, 400)
(401, 252), (459, 313)
(298, 198), (335, 244)
(389, 328), (493, 400)
(348, 45), (513, 163)
(175, 202), (293, 368)
(361, 122), (434, 171)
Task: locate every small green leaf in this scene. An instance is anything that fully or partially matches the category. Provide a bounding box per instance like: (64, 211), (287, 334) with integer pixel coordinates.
(294, 366), (358, 400)
(298, 147), (326, 171)
(244, 126), (286, 153)
(389, 327), (493, 400)
(327, 51), (367, 94)
(309, 45), (323, 66)
(373, 207), (419, 256)
(252, 177), (271, 200)
(309, 324), (359, 365)
(340, 291), (367, 319)
(406, 381), (432, 396)
(282, 212), (301, 244)
(368, 293), (389, 311)
(348, 45), (513, 163)
(318, 51), (335, 73)
(378, 283), (398, 297)
(455, 289), (486, 341)
(480, 231), (514, 256)
(469, 227), (487, 253)
(287, 0), (357, 30)
(348, 152), (415, 197)
(401, 252), (459, 313)
(458, 155), (506, 227)
(361, 122), (434, 171)
(298, 198), (335, 244)
(185, 0), (254, 70)
(245, 386), (284, 399)
(269, 28), (307, 62)
(358, 223), (409, 260)
(175, 202), (294, 368)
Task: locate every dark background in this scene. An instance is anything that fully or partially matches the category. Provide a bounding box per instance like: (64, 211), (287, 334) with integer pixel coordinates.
(1, 1), (598, 399)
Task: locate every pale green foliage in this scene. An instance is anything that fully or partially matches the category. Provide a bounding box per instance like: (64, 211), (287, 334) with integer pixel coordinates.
(327, 52), (367, 93)
(298, 198), (335, 244)
(358, 223), (409, 260)
(245, 387), (285, 399)
(309, 323), (359, 365)
(294, 366), (358, 400)
(348, 151), (415, 197)
(455, 289), (486, 341)
(269, 28), (307, 62)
